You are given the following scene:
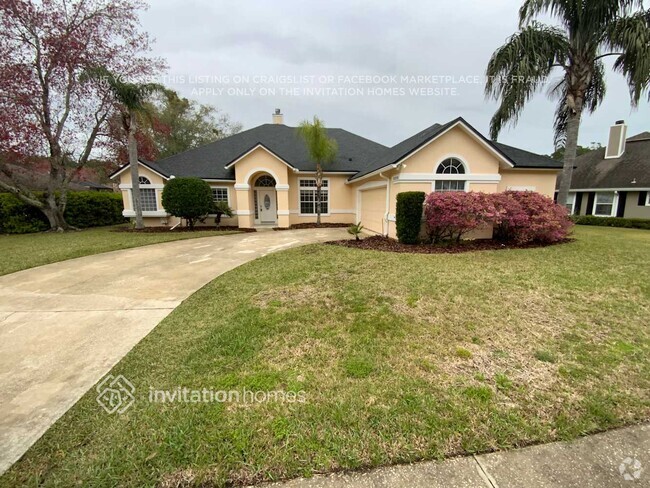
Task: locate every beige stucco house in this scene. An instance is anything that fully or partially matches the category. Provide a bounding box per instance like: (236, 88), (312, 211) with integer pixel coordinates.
(111, 113), (562, 238)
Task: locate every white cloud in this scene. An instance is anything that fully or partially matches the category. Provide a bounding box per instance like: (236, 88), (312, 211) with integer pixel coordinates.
(141, 0), (649, 154)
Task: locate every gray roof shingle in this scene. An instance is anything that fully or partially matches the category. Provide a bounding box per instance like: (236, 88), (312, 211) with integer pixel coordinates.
(558, 134), (650, 190)
(111, 117), (562, 181)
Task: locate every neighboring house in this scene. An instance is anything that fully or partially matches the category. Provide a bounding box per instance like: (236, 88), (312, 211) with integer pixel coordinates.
(557, 121), (650, 219)
(110, 112), (562, 237)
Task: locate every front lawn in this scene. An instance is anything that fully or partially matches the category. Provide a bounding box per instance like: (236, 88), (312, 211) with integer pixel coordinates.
(0, 226), (240, 276)
(2, 226), (648, 487)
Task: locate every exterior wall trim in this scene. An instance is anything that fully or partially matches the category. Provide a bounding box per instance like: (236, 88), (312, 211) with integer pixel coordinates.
(234, 183), (250, 190)
(110, 160), (169, 181)
(119, 183), (165, 190)
(123, 210), (168, 217)
(394, 173), (501, 183)
(225, 144), (297, 171)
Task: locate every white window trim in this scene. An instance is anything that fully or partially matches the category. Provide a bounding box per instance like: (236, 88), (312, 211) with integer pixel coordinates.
(298, 178), (331, 216)
(646, 193), (650, 206)
(431, 180), (468, 192)
(126, 185), (160, 213)
(435, 155), (469, 175)
(592, 192), (618, 217)
(210, 186), (230, 206)
(565, 192), (576, 215)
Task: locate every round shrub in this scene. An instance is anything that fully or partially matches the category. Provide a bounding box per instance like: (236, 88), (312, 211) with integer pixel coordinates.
(396, 191), (425, 244)
(492, 191), (573, 244)
(424, 191), (498, 243)
(161, 177), (213, 229)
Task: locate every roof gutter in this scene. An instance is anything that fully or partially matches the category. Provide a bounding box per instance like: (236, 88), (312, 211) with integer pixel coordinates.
(380, 171), (391, 237)
(347, 162), (401, 184)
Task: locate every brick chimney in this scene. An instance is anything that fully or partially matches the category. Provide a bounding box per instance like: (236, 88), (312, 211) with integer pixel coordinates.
(272, 108), (284, 125)
(605, 120), (627, 159)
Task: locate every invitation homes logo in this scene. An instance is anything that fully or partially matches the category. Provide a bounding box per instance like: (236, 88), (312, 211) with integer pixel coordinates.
(95, 374), (306, 414)
(96, 374), (135, 414)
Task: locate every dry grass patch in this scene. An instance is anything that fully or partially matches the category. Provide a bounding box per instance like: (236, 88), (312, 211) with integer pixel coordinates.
(2, 227), (649, 488)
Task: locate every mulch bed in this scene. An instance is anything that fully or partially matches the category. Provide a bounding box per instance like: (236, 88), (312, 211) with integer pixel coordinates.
(326, 235), (573, 254)
(113, 226), (256, 233)
(274, 223), (351, 231)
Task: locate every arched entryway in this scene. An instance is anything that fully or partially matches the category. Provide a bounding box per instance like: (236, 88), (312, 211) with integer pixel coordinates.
(252, 174), (277, 225)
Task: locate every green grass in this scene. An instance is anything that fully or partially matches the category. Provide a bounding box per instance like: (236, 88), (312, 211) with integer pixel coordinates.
(0, 226), (240, 276)
(2, 226), (649, 487)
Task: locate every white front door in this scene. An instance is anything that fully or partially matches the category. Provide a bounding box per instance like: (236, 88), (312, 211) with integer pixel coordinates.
(257, 189), (277, 224)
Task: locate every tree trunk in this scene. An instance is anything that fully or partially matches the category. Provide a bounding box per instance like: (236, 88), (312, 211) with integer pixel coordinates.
(127, 111), (144, 229)
(557, 107), (583, 206)
(315, 162), (322, 226)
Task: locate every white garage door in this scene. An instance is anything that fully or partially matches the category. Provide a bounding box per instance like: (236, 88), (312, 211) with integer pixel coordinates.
(359, 187), (386, 235)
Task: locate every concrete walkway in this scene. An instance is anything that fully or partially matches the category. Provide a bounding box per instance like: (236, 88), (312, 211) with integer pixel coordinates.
(0, 228), (347, 474)
(255, 423), (649, 488)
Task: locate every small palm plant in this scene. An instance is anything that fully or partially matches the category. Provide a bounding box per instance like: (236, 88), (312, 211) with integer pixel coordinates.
(213, 201), (234, 228)
(297, 117), (338, 225)
(348, 222), (364, 241)
(82, 67), (165, 229)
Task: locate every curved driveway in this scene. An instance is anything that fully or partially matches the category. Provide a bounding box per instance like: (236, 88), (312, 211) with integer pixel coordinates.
(0, 228), (347, 474)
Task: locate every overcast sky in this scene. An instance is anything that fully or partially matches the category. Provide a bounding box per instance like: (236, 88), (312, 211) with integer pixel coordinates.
(141, 0), (649, 155)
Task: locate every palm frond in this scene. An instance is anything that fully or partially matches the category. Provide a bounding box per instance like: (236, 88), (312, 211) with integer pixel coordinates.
(485, 22), (569, 139)
(297, 116), (338, 165)
(604, 8), (650, 105)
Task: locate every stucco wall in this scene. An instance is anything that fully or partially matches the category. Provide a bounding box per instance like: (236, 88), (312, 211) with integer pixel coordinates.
(287, 173), (356, 226)
(399, 125), (501, 174)
(498, 170), (558, 198)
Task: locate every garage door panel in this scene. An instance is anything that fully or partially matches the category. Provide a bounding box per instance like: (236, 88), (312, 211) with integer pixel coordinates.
(360, 187), (386, 235)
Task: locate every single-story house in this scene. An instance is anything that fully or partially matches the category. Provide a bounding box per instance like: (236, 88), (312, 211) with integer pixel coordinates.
(110, 111), (562, 237)
(558, 121), (650, 219)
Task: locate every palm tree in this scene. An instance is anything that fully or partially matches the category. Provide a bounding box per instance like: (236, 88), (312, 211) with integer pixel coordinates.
(82, 67), (164, 228)
(297, 117), (338, 225)
(485, 1), (650, 205)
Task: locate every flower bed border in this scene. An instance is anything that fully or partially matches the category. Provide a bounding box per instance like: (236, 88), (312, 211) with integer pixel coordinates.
(326, 235), (573, 254)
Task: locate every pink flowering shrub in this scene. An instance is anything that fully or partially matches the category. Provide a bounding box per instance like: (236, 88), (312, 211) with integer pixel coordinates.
(423, 191), (573, 245)
(492, 191), (573, 244)
(424, 192), (498, 243)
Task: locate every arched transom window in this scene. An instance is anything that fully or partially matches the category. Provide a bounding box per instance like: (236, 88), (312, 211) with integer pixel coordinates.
(138, 176), (151, 185)
(436, 158), (465, 174)
(254, 175), (276, 187)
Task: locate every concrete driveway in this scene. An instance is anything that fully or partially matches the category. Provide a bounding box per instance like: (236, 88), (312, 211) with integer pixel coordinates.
(0, 228), (346, 474)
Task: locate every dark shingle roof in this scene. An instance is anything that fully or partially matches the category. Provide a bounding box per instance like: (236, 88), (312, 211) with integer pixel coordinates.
(111, 117), (561, 181)
(348, 117), (561, 181)
(557, 134), (650, 189)
(492, 142), (562, 169)
(151, 124), (388, 180)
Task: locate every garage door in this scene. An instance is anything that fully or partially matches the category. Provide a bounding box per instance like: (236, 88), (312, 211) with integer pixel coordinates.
(359, 187), (386, 235)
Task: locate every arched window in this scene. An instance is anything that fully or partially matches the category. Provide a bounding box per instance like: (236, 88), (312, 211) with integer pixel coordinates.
(436, 158), (465, 174)
(254, 175), (276, 187)
(138, 176), (151, 185)
(434, 158), (466, 193)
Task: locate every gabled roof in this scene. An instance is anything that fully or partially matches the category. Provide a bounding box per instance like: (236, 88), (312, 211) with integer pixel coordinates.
(110, 117), (561, 182)
(558, 132), (650, 190)
(132, 124), (388, 180)
(109, 159), (171, 180)
(348, 117), (561, 181)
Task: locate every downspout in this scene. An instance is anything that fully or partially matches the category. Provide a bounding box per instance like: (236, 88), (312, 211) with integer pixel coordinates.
(379, 172), (391, 237)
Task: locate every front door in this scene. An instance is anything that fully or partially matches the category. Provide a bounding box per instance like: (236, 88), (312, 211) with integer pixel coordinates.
(257, 189), (277, 224)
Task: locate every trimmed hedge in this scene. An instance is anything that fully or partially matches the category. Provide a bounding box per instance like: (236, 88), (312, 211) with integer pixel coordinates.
(572, 215), (650, 230)
(161, 177), (213, 229)
(0, 192), (126, 234)
(396, 191), (425, 244)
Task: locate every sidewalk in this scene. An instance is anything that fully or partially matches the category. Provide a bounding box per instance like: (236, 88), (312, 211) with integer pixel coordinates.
(254, 423), (648, 487)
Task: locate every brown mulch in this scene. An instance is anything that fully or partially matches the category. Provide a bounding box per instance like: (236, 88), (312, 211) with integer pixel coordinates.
(326, 235), (573, 254)
(113, 226), (256, 233)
